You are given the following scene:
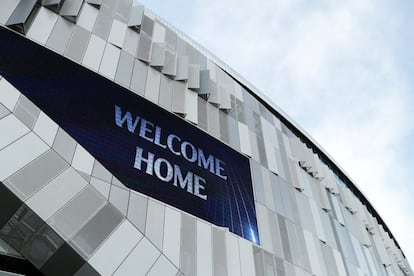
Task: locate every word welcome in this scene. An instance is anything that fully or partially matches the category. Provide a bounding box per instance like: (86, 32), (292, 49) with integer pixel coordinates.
(114, 105), (228, 200)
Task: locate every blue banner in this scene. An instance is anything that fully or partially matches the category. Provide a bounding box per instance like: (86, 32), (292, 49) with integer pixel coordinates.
(0, 26), (259, 243)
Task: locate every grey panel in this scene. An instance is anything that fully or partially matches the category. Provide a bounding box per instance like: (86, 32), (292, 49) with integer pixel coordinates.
(127, 4), (143, 29)
(115, 51), (135, 87)
(253, 246), (265, 276)
(172, 81), (186, 115)
(175, 56), (189, 81)
(13, 95), (40, 129)
(207, 102), (220, 138)
(91, 161), (112, 183)
(70, 203), (123, 258)
(274, 256), (285, 276)
(0, 1), (20, 25)
(109, 185), (129, 215)
(188, 64), (200, 90)
(250, 160), (265, 204)
(60, 0), (83, 23)
(0, 184), (22, 228)
(0, 104), (10, 119)
(179, 214), (196, 276)
(198, 70), (211, 98)
(47, 16), (75, 54)
(161, 50), (177, 76)
(65, 26), (91, 63)
(320, 242), (339, 275)
(130, 59), (147, 95)
(6, 0), (38, 34)
(158, 75), (173, 110)
(164, 26), (177, 52)
(141, 15), (153, 37)
(150, 42), (166, 68)
(92, 3), (113, 40)
(4, 150), (69, 201)
(212, 228), (228, 276)
(137, 34), (152, 63)
(123, 30), (139, 58)
(176, 37), (187, 56)
(127, 192), (147, 233)
(236, 98), (246, 124)
(276, 129), (292, 184)
(197, 97), (208, 131)
(116, 0), (132, 22)
(53, 128), (77, 163)
(263, 251), (276, 276)
(268, 211), (284, 258)
(227, 114), (241, 151)
(277, 214), (292, 263)
(219, 109), (230, 144)
(50, 185), (106, 240)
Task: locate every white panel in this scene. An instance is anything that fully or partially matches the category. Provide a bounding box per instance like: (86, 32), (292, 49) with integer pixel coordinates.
(163, 207), (181, 266)
(303, 230), (323, 276)
(0, 0), (20, 25)
(238, 238), (256, 276)
(219, 87), (231, 110)
(283, 134), (293, 159)
(152, 22), (166, 43)
(113, 237), (160, 276)
(146, 255), (177, 276)
(150, 42), (166, 67)
(83, 34), (106, 71)
(196, 220), (213, 276)
(185, 89), (198, 124)
(175, 56), (189, 80)
(89, 220), (143, 276)
(226, 234), (241, 276)
(206, 60), (217, 81)
(256, 203), (273, 253)
(0, 78), (21, 111)
(333, 249), (348, 276)
(331, 194), (346, 225)
(0, 114), (29, 150)
(238, 122), (252, 157)
(33, 112), (58, 146)
(0, 132), (48, 181)
(90, 177), (110, 199)
(77, 2), (98, 32)
(72, 144), (94, 175)
(26, 168), (87, 220)
(373, 234), (391, 266)
(233, 82), (243, 101)
(27, 7), (58, 44)
(144, 67), (161, 103)
(108, 19), (127, 48)
(145, 200), (165, 250)
(309, 200), (327, 242)
(262, 168), (275, 211)
(99, 43), (121, 79)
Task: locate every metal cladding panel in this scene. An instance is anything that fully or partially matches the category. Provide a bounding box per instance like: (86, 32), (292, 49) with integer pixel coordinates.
(0, 26), (259, 244)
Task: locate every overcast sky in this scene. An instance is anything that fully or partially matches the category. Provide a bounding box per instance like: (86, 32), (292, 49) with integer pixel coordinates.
(138, 0), (414, 267)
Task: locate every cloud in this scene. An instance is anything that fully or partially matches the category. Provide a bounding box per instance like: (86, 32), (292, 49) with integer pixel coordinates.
(140, 0), (414, 267)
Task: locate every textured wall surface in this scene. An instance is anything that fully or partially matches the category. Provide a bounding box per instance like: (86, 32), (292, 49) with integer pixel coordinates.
(0, 0), (412, 275)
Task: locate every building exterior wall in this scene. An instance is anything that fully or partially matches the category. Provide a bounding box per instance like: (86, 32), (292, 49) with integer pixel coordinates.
(0, 1), (411, 275)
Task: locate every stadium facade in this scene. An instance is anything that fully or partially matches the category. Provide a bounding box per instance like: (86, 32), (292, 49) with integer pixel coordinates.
(0, 0), (411, 275)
